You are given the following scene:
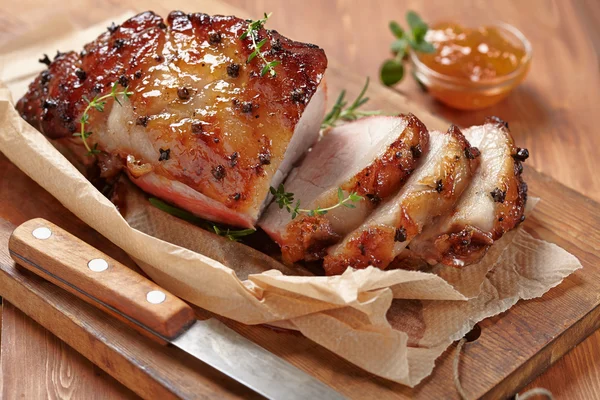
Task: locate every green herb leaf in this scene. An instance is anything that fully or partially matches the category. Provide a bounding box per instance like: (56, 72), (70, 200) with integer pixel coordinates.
(381, 11), (433, 86)
(349, 192), (364, 202)
(414, 40), (435, 53)
(260, 64), (270, 76)
(390, 38), (409, 54)
(78, 80), (132, 156)
(270, 185), (363, 219)
(86, 143), (101, 156)
(413, 27), (428, 43)
(247, 49), (259, 63)
(149, 197), (255, 241)
(406, 11), (427, 33)
(240, 12), (279, 78)
(93, 101), (106, 112)
(261, 60), (280, 77)
(389, 21), (405, 38)
(380, 59), (404, 86)
(256, 37), (268, 50)
(321, 77), (382, 129)
(321, 89), (346, 128)
(149, 197), (203, 223)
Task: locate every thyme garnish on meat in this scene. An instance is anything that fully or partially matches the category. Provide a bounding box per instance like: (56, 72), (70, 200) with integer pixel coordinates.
(270, 184), (363, 220)
(240, 12), (280, 77)
(321, 77), (382, 130)
(74, 81), (132, 156)
(149, 198), (256, 241)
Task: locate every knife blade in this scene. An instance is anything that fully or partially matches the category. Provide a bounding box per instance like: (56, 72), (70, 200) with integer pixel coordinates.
(8, 218), (345, 400)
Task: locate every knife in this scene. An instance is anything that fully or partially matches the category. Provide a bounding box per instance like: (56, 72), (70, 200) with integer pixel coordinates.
(8, 218), (345, 400)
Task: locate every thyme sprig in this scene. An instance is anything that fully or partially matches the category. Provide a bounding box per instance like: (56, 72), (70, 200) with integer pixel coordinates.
(321, 77), (382, 130)
(380, 11), (435, 86)
(74, 82), (132, 156)
(240, 12), (280, 77)
(270, 184), (363, 220)
(149, 198), (256, 242)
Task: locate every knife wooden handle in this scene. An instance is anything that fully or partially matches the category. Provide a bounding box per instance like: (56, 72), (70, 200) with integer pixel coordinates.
(8, 218), (196, 342)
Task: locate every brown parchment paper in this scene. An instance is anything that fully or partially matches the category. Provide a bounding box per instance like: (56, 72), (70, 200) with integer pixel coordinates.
(0, 13), (582, 386)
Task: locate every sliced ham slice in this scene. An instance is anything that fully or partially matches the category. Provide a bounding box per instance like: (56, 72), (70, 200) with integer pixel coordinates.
(323, 125), (480, 275)
(259, 114), (429, 263)
(405, 117), (528, 267)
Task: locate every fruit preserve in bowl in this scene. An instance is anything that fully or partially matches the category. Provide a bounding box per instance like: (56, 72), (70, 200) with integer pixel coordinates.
(410, 22), (532, 110)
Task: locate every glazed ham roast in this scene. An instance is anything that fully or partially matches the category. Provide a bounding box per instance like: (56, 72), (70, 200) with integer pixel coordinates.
(17, 11), (528, 275)
(16, 11), (327, 228)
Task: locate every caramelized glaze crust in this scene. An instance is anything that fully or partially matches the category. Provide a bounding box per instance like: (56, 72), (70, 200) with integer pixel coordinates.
(280, 215), (341, 263)
(323, 125), (480, 275)
(17, 11), (327, 227)
(342, 114), (429, 199)
(405, 116), (528, 267)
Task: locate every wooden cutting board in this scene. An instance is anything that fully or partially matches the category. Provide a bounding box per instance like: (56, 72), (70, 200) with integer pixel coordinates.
(1, 2), (600, 398)
(2, 159), (600, 400)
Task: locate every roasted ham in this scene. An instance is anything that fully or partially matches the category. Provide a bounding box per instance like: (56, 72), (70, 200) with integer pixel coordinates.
(323, 126), (480, 275)
(259, 114), (429, 263)
(406, 117), (528, 267)
(16, 11), (327, 228)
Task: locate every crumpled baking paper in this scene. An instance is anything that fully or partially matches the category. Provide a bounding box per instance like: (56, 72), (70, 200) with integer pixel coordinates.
(0, 11), (582, 386)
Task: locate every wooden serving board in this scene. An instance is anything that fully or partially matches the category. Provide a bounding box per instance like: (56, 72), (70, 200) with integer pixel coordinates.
(1, 2), (600, 398)
(1, 151), (600, 400)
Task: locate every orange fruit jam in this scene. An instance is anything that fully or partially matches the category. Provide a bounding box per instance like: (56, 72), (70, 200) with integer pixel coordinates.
(414, 22), (531, 110)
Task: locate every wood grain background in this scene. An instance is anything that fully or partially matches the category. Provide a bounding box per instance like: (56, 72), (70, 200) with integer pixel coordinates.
(1, 0), (599, 398)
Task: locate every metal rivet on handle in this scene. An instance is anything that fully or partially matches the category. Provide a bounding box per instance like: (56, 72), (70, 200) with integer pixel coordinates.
(32, 227), (52, 240)
(146, 290), (166, 304)
(88, 258), (109, 272)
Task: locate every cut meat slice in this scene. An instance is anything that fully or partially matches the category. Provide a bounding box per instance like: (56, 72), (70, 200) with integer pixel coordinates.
(323, 125), (480, 275)
(406, 117), (528, 267)
(16, 11), (328, 228)
(259, 114), (429, 263)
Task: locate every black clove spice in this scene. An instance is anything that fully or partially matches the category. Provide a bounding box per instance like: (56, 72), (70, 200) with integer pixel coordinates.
(75, 68), (87, 82)
(227, 63), (240, 78)
(212, 165), (226, 180)
(159, 148), (170, 161)
(394, 227), (407, 242)
(512, 148), (529, 162)
(435, 179), (444, 193)
(38, 54), (51, 66)
(177, 87), (190, 100)
(490, 188), (506, 203)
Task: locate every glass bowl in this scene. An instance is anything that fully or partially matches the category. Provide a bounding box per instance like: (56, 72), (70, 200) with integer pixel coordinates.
(409, 22), (532, 110)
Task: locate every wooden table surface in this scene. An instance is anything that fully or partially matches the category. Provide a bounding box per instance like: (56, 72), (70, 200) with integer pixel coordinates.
(1, 0), (599, 398)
